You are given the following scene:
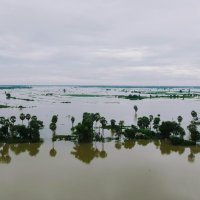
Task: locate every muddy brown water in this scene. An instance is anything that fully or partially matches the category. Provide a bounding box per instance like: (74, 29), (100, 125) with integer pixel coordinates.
(1, 86), (200, 200)
(0, 140), (200, 200)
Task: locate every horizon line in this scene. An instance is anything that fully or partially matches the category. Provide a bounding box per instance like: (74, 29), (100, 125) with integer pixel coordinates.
(0, 84), (200, 88)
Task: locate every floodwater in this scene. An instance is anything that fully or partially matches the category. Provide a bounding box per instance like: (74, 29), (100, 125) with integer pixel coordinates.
(0, 140), (200, 200)
(0, 86), (200, 200)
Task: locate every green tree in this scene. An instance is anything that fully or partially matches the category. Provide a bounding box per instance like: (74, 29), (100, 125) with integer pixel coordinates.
(187, 123), (200, 142)
(20, 113), (25, 124)
(134, 105), (138, 113)
(51, 115), (58, 124)
(73, 113), (96, 142)
(137, 116), (150, 129)
(100, 117), (107, 129)
(26, 114), (31, 123)
(94, 113), (100, 127)
(50, 123), (57, 136)
(191, 110), (197, 118)
(149, 115), (153, 123)
(177, 116), (183, 124)
(159, 121), (185, 139)
(153, 117), (160, 132)
(71, 116), (75, 128)
(119, 120), (124, 132)
(10, 116), (16, 124)
(6, 93), (11, 99)
(110, 119), (116, 128)
(31, 116), (37, 121)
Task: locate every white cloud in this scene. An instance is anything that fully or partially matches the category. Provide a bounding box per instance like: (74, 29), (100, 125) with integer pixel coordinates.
(0, 0), (200, 85)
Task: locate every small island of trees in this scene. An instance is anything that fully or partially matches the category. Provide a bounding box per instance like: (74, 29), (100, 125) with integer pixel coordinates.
(0, 114), (44, 143)
(50, 110), (200, 147)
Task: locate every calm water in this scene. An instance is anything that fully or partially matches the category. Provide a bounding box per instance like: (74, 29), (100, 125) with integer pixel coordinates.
(0, 140), (200, 200)
(0, 86), (200, 200)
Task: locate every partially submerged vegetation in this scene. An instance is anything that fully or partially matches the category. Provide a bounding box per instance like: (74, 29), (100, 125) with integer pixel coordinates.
(61, 101), (71, 104)
(0, 104), (33, 109)
(0, 85), (32, 90)
(118, 94), (145, 100)
(0, 104), (10, 109)
(50, 110), (200, 147)
(63, 94), (113, 97)
(0, 114), (44, 143)
(61, 90), (200, 101)
(5, 93), (34, 101)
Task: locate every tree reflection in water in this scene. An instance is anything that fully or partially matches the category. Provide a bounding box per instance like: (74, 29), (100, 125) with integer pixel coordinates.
(115, 140), (122, 150)
(0, 142), (43, 164)
(115, 139), (200, 163)
(49, 141), (57, 157)
(71, 142), (107, 164)
(123, 140), (136, 149)
(69, 139), (200, 163)
(0, 144), (11, 164)
(1, 139), (200, 164)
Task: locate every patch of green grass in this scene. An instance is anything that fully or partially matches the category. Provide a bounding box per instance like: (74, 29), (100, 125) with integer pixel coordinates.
(0, 104), (10, 108)
(63, 94), (112, 97)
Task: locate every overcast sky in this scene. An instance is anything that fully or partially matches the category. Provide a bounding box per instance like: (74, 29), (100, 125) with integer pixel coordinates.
(0, 0), (200, 85)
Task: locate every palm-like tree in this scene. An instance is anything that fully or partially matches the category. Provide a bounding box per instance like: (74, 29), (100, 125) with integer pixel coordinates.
(0, 117), (5, 125)
(100, 117), (107, 136)
(26, 114), (31, 122)
(71, 116), (75, 128)
(10, 116), (16, 124)
(191, 111), (198, 121)
(94, 113), (100, 128)
(153, 117), (160, 132)
(50, 123), (57, 131)
(149, 115), (153, 122)
(9, 123), (15, 138)
(110, 119), (116, 128)
(177, 116), (183, 124)
(191, 110), (197, 118)
(50, 122), (57, 136)
(119, 120), (124, 132)
(100, 117), (107, 128)
(51, 115), (58, 124)
(20, 113), (25, 124)
(134, 105), (138, 113)
(149, 115), (154, 129)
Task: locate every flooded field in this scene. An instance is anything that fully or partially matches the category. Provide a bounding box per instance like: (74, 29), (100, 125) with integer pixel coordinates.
(0, 85), (200, 200)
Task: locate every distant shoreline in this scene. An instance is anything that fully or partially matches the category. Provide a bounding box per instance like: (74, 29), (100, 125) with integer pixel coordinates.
(0, 85), (32, 89)
(0, 85), (200, 89)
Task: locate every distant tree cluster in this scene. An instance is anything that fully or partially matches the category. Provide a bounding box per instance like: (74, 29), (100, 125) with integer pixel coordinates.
(0, 114), (44, 142)
(49, 108), (200, 146)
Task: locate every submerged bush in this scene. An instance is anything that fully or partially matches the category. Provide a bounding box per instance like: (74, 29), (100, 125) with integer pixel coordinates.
(159, 121), (185, 139)
(187, 123), (200, 142)
(73, 113), (96, 142)
(137, 116), (150, 129)
(138, 129), (156, 138)
(135, 133), (149, 139)
(124, 125), (138, 139)
(170, 136), (196, 146)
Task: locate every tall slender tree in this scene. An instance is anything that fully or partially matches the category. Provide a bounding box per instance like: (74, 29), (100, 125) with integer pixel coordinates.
(133, 105), (138, 113)
(20, 113), (25, 124)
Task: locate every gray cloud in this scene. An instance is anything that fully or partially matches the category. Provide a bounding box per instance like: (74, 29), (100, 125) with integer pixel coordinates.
(0, 0), (200, 85)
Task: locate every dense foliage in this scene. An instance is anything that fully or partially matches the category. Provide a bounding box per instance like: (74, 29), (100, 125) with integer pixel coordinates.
(49, 110), (200, 146)
(0, 114), (44, 143)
